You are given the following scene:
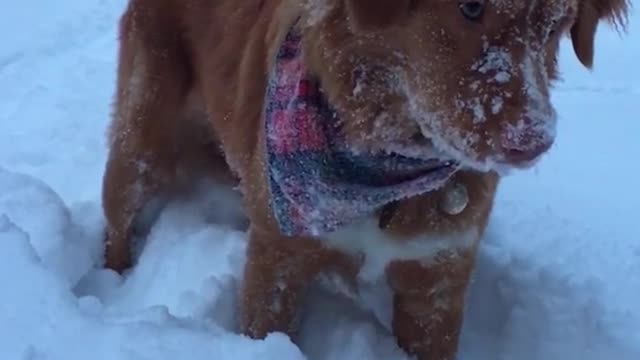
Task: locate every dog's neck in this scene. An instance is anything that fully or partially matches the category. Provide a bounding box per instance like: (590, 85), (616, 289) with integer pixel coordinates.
(263, 20), (460, 237)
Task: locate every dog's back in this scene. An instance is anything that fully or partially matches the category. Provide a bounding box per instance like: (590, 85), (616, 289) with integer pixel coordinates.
(112, 0), (298, 175)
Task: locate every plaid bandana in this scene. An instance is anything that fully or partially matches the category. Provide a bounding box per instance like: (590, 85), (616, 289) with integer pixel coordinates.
(264, 21), (459, 237)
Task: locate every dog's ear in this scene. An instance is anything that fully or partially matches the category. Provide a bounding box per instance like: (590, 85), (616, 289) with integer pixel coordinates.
(345, 0), (412, 32)
(571, 0), (629, 69)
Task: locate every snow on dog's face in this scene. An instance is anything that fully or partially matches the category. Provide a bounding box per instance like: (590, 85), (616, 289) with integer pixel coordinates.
(301, 0), (629, 172)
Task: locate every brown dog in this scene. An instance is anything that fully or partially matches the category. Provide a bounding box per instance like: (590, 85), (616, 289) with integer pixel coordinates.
(102, 0), (629, 358)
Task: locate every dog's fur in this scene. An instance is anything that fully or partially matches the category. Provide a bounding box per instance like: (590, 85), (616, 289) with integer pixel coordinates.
(102, 0), (629, 358)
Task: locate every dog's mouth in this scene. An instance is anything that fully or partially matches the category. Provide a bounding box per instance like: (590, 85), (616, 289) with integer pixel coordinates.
(332, 133), (459, 186)
(377, 130), (458, 166)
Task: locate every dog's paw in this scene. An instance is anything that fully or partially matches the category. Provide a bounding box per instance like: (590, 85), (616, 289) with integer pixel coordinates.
(103, 230), (133, 274)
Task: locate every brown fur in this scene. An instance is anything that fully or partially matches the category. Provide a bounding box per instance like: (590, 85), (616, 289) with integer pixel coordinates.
(102, 0), (629, 358)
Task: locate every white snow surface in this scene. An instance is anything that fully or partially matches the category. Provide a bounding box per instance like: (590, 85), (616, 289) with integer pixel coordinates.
(1, 1), (638, 359)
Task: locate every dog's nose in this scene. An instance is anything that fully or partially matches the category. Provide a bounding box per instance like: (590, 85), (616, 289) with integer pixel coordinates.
(501, 139), (553, 163)
(502, 125), (553, 163)
(502, 144), (551, 163)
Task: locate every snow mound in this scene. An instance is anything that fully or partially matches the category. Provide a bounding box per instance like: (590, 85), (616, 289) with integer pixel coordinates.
(0, 168), (304, 360)
(1, 166), (638, 359)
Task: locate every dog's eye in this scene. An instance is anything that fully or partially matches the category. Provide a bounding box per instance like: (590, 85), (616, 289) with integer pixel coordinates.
(459, 1), (484, 21)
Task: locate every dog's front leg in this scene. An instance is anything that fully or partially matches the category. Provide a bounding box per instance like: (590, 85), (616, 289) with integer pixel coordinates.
(239, 228), (328, 340)
(387, 251), (476, 360)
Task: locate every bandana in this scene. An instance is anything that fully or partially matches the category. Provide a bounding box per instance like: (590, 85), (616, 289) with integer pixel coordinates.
(264, 21), (459, 237)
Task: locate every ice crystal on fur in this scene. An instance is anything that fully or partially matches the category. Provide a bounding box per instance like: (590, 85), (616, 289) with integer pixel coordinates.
(471, 46), (513, 84)
(491, 96), (504, 115)
(519, 50), (557, 150)
(302, 0), (333, 26)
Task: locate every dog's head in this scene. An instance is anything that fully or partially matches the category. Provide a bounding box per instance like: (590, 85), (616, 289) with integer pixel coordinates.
(301, 0), (629, 172)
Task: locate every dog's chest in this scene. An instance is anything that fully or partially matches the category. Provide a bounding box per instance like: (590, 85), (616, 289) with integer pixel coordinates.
(321, 216), (478, 283)
(316, 216), (477, 330)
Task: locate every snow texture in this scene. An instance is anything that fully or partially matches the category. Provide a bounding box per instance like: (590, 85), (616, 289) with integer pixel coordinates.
(0, 1), (638, 359)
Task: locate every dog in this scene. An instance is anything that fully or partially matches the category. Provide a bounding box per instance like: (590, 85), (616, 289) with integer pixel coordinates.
(101, 0), (629, 358)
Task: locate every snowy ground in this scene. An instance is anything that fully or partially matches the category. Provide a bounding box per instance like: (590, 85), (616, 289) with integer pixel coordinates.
(1, 1), (638, 359)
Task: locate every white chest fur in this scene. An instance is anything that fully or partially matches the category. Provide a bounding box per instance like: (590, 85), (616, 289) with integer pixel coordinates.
(323, 217), (479, 284)
(317, 217), (478, 330)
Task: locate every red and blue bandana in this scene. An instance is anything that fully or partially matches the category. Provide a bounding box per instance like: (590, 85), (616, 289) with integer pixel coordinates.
(264, 21), (459, 237)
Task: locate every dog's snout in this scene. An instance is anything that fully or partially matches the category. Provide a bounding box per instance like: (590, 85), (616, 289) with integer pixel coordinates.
(501, 140), (552, 163)
(500, 123), (554, 164)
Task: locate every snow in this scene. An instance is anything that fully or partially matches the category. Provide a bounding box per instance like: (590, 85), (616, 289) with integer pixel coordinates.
(0, 1), (638, 359)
